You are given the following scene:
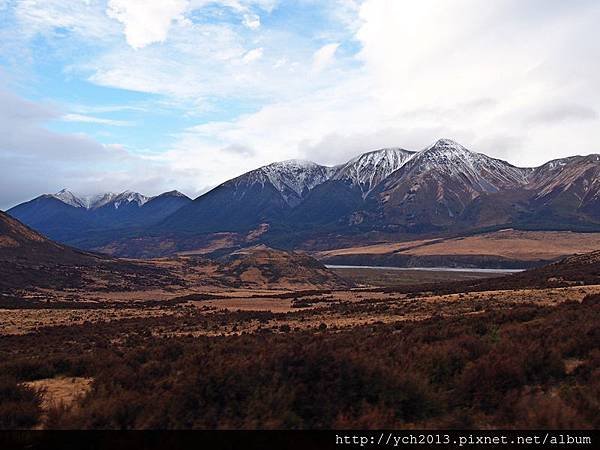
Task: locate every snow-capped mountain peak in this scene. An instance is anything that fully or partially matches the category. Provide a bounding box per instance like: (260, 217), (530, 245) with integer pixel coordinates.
(157, 190), (188, 198)
(109, 191), (149, 209)
(51, 189), (88, 208)
(231, 159), (333, 206)
(419, 138), (476, 160)
(86, 193), (118, 209)
(394, 139), (531, 192)
(333, 148), (415, 196)
(49, 190), (150, 209)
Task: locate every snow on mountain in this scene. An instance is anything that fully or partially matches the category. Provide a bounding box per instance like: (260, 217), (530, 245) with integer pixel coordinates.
(230, 159), (334, 206)
(109, 191), (149, 209)
(50, 190), (149, 210)
(156, 190), (189, 199)
(393, 139), (531, 193)
(51, 189), (89, 208)
(85, 193), (117, 209)
(332, 148), (415, 197)
(529, 154), (600, 200)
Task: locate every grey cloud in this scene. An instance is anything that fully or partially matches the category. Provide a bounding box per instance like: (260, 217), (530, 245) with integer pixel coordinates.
(222, 143), (256, 156)
(472, 135), (528, 165)
(299, 127), (454, 166)
(527, 104), (598, 125)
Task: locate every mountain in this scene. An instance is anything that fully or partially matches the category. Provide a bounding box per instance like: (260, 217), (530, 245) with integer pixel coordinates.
(7, 190), (192, 245)
(0, 210), (106, 293)
(7, 139), (600, 257)
(282, 148), (413, 229)
(52, 188), (90, 208)
(458, 153), (600, 230)
(377, 139), (532, 231)
(331, 148), (415, 197)
(158, 160), (333, 233)
(525, 154), (600, 223)
(6, 195), (94, 244)
(0, 210), (91, 264)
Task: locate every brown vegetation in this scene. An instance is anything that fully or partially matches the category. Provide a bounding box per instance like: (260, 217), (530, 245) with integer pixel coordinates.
(0, 298), (598, 429)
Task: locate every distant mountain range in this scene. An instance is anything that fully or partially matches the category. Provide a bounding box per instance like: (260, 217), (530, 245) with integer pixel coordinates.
(7, 139), (600, 257)
(8, 189), (191, 246)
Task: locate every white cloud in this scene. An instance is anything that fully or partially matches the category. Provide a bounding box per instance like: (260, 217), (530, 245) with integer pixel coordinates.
(106, 0), (190, 49)
(312, 43), (339, 72)
(154, 0), (600, 194)
(243, 13), (261, 29)
(14, 0), (117, 40)
(242, 47), (263, 63)
(62, 113), (134, 126)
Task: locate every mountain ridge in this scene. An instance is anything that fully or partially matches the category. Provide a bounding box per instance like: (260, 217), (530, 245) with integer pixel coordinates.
(7, 139), (600, 256)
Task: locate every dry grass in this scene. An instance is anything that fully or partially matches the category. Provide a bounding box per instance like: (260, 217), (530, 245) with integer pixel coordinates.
(0, 307), (189, 335)
(316, 230), (600, 261)
(24, 377), (92, 412)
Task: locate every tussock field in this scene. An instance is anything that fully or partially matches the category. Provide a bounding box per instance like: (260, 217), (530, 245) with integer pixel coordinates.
(316, 230), (600, 268)
(2, 291), (599, 429)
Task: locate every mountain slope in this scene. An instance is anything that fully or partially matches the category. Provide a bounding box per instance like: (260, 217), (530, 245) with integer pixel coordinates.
(7, 195), (95, 244)
(526, 154), (600, 223)
(283, 148), (414, 229)
(332, 148), (415, 197)
(0, 211), (108, 293)
(377, 139), (532, 231)
(158, 160), (332, 233)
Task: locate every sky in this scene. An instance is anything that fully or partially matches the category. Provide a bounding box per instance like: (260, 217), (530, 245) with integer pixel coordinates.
(1, 0), (599, 209)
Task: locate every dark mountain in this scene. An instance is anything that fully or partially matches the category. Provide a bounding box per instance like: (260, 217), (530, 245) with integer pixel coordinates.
(0, 210), (106, 293)
(91, 191), (192, 228)
(5, 195), (94, 244)
(158, 160), (332, 233)
(0, 210), (96, 264)
(284, 148), (412, 228)
(7, 189), (192, 246)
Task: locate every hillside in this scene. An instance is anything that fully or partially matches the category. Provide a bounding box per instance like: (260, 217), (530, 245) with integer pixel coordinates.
(217, 245), (351, 289)
(0, 212), (347, 299)
(0, 210), (99, 265)
(377, 247), (600, 296)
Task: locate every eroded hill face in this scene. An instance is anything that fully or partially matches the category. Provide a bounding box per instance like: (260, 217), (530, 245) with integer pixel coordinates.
(217, 245), (351, 289)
